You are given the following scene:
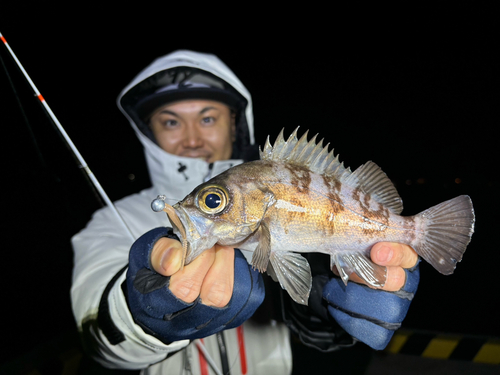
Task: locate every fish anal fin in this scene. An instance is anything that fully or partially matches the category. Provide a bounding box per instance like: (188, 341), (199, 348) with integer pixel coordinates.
(269, 251), (312, 305)
(331, 254), (354, 286)
(333, 252), (387, 288)
(251, 220), (271, 273)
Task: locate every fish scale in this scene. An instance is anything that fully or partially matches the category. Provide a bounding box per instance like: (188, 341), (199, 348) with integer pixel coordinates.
(155, 127), (475, 305)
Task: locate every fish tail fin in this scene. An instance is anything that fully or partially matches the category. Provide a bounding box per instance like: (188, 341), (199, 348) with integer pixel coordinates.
(414, 195), (475, 274)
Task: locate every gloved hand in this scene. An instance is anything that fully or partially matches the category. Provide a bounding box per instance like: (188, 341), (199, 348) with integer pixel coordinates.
(323, 260), (420, 350)
(126, 227), (265, 343)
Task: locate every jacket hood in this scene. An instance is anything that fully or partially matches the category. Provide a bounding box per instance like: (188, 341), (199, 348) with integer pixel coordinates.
(116, 50), (257, 196)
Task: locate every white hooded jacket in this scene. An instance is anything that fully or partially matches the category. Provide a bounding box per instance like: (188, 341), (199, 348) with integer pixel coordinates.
(71, 50), (292, 374)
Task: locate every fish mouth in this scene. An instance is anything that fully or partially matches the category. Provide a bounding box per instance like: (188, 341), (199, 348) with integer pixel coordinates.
(162, 202), (190, 269)
(161, 200), (221, 266)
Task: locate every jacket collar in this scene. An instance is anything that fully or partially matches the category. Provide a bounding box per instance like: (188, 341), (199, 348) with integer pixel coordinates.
(142, 137), (243, 200)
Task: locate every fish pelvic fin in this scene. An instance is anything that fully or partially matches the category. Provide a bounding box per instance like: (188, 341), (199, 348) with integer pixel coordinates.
(251, 220), (271, 273)
(260, 127), (403, 214)
(269, 251), (312, 305)
(332, 252), (387, 287)
(266, 261), (279, 282)
(414, 195), (475, 275)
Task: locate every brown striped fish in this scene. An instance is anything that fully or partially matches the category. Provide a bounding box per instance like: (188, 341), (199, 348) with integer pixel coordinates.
(155, 127), (475, 305)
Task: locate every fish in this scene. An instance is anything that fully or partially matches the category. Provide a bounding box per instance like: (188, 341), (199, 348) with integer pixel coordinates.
(152, 127), (475, 305)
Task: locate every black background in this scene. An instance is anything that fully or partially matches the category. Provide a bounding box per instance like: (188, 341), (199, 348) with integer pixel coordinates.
(1, 5), (498, 370)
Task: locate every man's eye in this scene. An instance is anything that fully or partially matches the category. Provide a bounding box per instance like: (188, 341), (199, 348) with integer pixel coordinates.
(201, 117), (215, 125)
(164, 120), (178, 127)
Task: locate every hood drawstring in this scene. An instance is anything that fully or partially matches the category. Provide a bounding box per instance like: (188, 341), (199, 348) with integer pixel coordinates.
(204, 163), (215, 182)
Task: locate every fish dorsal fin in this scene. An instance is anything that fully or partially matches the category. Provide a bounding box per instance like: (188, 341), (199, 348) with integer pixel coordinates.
(260, 127), (403, 214)
(350, 161), (403, 214)
(260, 127), (350, 178)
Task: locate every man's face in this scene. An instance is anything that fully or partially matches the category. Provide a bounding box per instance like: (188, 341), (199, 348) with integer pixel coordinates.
(149, 99), (235, 163)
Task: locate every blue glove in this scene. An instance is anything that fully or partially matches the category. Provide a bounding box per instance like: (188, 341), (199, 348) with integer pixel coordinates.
(323, 261), (420, 350)
(126, 227), (265, 343)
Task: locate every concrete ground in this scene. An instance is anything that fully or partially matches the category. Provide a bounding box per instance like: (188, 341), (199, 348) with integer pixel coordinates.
(1, 328), (498, 375)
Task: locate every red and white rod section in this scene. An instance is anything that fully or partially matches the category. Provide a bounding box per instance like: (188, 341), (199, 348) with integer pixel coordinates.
(1, 31), (134, 240)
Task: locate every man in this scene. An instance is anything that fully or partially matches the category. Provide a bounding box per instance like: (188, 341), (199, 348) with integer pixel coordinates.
(71, 50), (419, 374)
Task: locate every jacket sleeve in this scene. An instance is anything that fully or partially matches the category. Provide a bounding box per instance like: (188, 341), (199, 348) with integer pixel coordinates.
(70, 203), (189, 370)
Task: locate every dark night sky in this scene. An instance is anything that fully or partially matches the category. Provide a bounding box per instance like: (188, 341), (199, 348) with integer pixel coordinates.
(1, 6), (498, 367)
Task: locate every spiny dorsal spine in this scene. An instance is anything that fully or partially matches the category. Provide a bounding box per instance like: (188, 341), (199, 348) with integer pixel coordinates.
(260, 126), (348, 179)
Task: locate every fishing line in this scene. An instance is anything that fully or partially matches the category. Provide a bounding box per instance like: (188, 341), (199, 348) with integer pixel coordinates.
(0, 31), (134, 240)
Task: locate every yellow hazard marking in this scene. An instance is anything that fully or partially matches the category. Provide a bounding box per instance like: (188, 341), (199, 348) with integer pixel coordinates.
(473, 339), (500, 365)
(422, 334), (461, 359)
(386, 330), (412, 354)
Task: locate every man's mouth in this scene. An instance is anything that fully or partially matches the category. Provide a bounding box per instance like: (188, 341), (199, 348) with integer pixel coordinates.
(180, 151), (211, 161)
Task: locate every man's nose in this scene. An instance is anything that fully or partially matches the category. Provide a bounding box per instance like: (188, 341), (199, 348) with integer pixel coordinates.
(183, 124), (204, 148)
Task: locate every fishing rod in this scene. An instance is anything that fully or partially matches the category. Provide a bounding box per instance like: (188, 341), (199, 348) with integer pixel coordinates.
(0, 31), (134, 241)
(1, 32), (225, 372)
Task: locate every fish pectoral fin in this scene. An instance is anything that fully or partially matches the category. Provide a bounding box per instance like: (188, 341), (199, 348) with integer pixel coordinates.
(269, 251), (312, 306)
(251, 220), (271, 272)
(332, 252), (387, 288)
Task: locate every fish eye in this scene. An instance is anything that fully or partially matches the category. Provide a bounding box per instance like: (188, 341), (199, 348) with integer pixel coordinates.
(205, 193), (221, 209)
(196, 186), (228, 214)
